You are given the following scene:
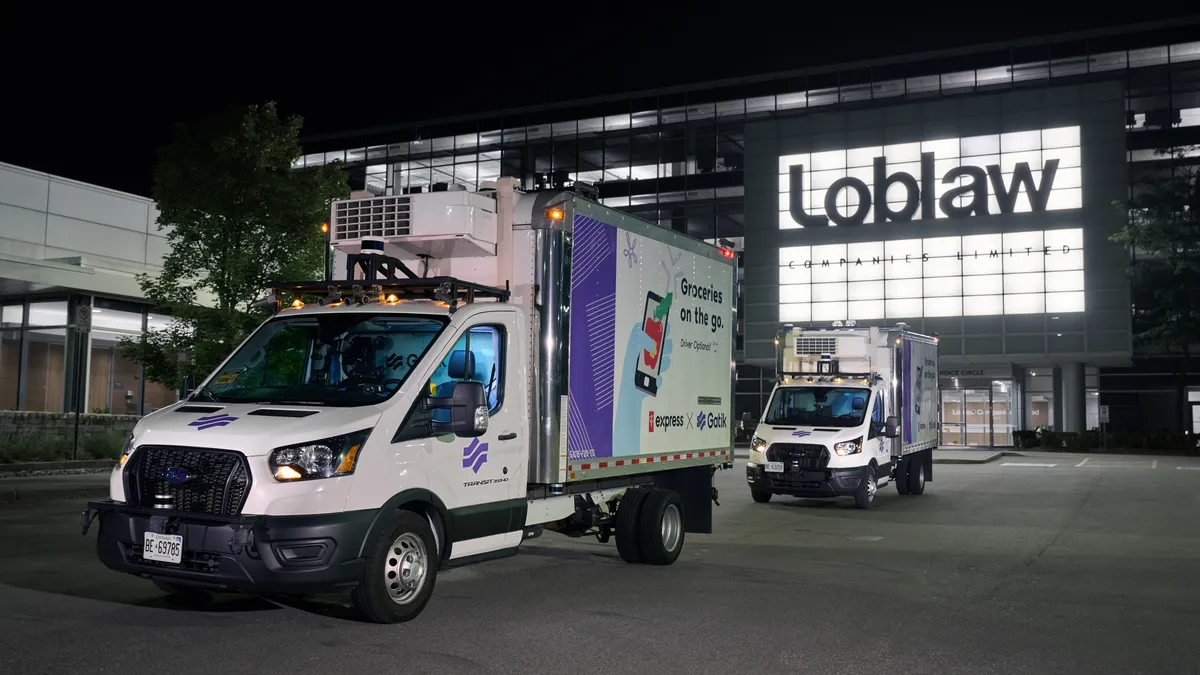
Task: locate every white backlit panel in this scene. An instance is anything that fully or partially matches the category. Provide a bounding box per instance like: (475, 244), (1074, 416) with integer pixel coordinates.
(778, 126), (1082, 229)
(777, 228), (1084, 321)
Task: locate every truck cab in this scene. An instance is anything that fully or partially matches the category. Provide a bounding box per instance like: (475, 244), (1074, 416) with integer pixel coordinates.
(746, 322), (938, 509)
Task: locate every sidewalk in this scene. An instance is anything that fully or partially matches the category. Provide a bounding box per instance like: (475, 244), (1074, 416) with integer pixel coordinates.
(0, 472), (110, 505)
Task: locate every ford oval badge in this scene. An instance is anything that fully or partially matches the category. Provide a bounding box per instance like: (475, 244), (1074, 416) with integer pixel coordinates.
(162, 467), (195, 484)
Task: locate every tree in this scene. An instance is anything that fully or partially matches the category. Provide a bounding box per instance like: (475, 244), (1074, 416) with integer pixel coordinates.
(1110, 146), (1200, 431)
(119, 102), (347, 391)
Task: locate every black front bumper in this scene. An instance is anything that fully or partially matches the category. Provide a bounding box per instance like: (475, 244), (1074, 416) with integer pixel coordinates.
(87, 500), (375, 595)
(746, 464), (865, 498)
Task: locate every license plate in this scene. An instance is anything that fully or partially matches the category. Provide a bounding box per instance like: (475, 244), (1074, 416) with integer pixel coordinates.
(143, 531), (183, 564)
(765, 462), (785, 473)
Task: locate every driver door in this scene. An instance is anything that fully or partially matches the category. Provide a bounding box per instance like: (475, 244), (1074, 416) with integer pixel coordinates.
(867, 392), (890, 469)
(411, 310), (528, 559)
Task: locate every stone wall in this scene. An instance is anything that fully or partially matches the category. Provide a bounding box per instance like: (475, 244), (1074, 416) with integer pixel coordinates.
(0, 411), (139, 442)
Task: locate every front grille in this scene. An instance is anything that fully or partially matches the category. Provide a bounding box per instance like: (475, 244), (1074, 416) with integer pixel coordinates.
(127, 446), (251, 516)
(766, 443), (830, 470)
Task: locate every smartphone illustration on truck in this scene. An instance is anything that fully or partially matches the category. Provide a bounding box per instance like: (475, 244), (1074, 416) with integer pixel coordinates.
(635, 290), (668, 396)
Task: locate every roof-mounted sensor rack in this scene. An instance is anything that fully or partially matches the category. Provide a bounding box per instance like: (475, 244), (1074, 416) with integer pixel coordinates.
(261, 277), (510, 314)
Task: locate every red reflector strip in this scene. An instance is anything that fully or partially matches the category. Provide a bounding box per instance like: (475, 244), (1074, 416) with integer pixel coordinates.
(569, 448), (734, 472)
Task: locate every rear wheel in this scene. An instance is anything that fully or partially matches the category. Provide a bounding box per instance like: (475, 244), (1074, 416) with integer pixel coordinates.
(907, 452), (927, 495)
(615, 488), (649, 563)
(750, 488), (773, 503)
(637, 489), (685, 566)
(854, 465), (878, 510)
(351, 509), (438, 624)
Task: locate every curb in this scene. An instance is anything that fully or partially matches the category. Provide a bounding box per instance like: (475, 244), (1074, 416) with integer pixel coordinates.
(0, 486), (110, 505)
(934, 450), (1025, 465)
(0, 459), (115, 476)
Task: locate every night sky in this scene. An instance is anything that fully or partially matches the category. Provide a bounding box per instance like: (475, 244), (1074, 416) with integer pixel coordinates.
(3, 6), (1196, 197)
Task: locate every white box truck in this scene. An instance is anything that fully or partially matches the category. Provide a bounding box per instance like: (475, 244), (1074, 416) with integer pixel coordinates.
(83, 178), (736, 622)
(746, 322), (938, 509)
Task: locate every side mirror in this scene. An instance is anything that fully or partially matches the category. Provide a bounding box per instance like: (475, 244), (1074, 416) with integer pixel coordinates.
(884, 416), (899, 439)
(428, 381), (488, 438)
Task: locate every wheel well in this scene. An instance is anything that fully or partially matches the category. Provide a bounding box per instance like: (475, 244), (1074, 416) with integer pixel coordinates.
(359, 489), (453, 563)
(398, 501), (448, 564)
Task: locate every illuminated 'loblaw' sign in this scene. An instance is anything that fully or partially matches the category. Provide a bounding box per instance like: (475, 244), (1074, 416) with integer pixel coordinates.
(777, 127), (1082, 229)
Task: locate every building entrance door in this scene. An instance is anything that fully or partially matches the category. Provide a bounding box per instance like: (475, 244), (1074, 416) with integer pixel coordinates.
(941, 390), (965, 446)
(938, 380), (1016, 447)
(964, 389), (992, 447)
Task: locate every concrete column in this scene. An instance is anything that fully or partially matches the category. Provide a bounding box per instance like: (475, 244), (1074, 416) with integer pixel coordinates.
(1060, 363), (1086, 433)
(1011, 365), (1027, 430)
(1052, 366), (1063, 431)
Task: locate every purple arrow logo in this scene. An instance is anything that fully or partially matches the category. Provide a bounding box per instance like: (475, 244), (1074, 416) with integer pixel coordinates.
(189, 414), (238, 430)
(792, 430), (811, 438)
(463, 438), (489, 473)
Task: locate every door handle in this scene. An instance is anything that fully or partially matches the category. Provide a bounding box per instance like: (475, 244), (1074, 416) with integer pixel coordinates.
(498, 432), (517, 441)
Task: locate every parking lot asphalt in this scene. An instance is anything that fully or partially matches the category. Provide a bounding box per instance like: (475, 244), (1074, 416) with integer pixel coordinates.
(1, 453), (1199, 675)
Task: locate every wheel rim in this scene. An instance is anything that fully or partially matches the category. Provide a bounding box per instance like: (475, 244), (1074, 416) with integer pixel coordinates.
(917, 467), (925, 488)
(866, 473), (877, 501)
(660, 503), (682, 552)
(384, 532), (428, 605)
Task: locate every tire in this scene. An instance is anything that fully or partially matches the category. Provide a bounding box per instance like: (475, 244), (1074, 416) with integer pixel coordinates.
(907, 452), (927, 495)
(615, 488), (649, 563)
(750, 488), (773, 503)
(351, 509), (438, 624)
(854, 465), (878, 510)
(895, 458), (911, 495)
(637, 489), (685, 566)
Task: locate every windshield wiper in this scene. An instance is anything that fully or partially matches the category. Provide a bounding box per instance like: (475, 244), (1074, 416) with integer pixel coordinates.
(189, 385), (223, 403)
(265, 399), (328, 407)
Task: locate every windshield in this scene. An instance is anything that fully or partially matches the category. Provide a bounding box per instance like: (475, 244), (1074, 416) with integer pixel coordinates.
(763, 386), (871, 428)
(193, 313), (448, 407)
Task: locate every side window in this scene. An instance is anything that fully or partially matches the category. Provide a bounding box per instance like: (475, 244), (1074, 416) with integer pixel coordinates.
(430, 326), (505, 414)
(869, 393), (884, 438)
(393, 325), (506, 443)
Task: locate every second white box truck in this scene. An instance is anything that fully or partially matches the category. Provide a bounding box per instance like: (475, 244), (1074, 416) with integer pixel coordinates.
(746, 322), (939, 509)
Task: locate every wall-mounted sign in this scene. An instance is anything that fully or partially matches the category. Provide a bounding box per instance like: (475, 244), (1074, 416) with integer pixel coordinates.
(778, 228), (1084, 321)
(778, 127), (1081, 229)
(939, 368), (1012, 379)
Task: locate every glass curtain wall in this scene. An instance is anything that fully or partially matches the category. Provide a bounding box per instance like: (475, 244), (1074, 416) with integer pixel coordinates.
(0, 295), (179, 415)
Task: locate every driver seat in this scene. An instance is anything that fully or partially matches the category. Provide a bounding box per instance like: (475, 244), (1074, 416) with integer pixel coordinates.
(432, 351), (475, 424)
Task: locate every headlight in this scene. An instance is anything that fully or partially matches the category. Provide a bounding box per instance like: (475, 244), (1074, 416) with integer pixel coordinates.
(833, 438), (862, 456)
(269, 429), (373, 482)
(118, 435), (135, 467)
(750, 435), (768, 454)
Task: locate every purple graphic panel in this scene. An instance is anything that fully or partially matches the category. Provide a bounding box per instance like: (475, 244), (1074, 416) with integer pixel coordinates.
(902, 339), (913, 445)
(567, 214), (618, 459)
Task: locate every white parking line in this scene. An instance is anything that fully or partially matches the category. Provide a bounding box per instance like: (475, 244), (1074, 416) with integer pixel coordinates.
(1176, 466), (1200, 471)
(1076, 457), (1090, 467)
(1002, 462), (1058, 467)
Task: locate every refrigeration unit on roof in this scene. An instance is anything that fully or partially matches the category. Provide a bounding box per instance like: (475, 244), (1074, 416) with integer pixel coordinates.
(329, 189), (498, 259)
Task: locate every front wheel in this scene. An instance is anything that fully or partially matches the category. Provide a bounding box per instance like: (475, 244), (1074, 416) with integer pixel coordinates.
(854, 465), (877, 510)
(750, 488), (772, 503)
(351, 510), (438, 624)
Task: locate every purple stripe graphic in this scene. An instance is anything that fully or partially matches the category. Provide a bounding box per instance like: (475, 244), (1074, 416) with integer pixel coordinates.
(567, 215), (617, 459)
(902, 339), (912, 445)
